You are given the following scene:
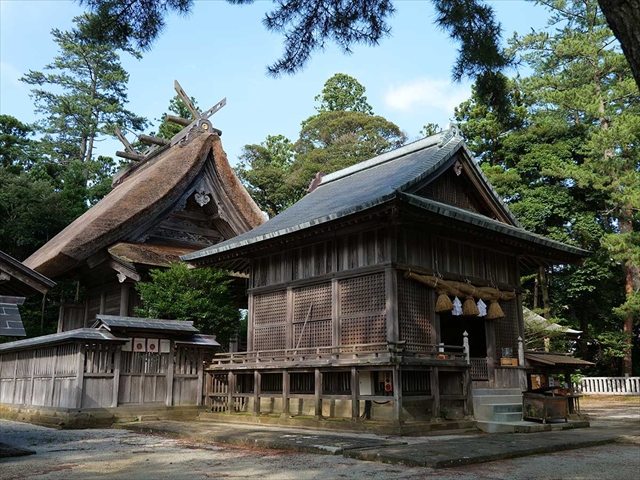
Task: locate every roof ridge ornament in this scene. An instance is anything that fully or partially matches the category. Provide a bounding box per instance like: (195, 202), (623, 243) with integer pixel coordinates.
(438, 123), (461, 148)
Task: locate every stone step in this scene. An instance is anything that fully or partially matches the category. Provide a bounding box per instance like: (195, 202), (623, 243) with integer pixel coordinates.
(473, 394), (523, 405)
(472, 388), (522, 396)
(474, 403), (522, 421)
(493, 412), (523, 423)
(476, 419), (590, 434)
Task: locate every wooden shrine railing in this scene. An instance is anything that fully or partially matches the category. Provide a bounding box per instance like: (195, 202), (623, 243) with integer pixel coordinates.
(576, 377), (640, 395)
(470, 357), (489, 380)
(207, 341), (467, 368)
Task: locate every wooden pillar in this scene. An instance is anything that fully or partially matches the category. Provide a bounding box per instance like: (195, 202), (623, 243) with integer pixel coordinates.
(385, 267), (399, 344)
(484, 320), (496, 386)
(119, 283), (130, 316)
(197, 349), (204, 406)
(253, 370), (261, 415)
(351, 367), (359, 420)
(247, 293), (254, 352)
(286, 288), (293, 349)
(314, 368), (322, 418)
(83, 296), (91, 328)
(281, 370), (290, 417)
(227, 371), (235, 413)
(76, 343), (85, 408)
(10, 351), (19, 404)
(332, 279), (340, 347)
(29, 349), (37, 405)
(430, 366), (440, 419)
(165, 341), (174, 406)
(48, 346), (58, 407)
(463, 367), (473, 416)
(112, 345), (121, 407)
(392, 366), (403, 424)
(99, 290), (106, 315)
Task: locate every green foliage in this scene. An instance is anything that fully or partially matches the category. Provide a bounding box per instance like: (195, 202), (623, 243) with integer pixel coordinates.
(314, 73), (373, 114)
(0, 115), (38, 172)
(135, 263), (241, 346)
(419, 123), (441, 137)
(235, 135), (299, 218)
(236, 74), (406, 215)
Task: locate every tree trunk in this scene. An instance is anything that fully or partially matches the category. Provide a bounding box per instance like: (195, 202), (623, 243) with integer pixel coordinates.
(619, 212), (637, 375)
(598, 0), (640, 93)
(539, 266), (550, 319)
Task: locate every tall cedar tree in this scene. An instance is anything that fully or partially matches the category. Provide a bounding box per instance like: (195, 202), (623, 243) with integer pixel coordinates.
(235, 73), (405, 217)
(21, 15), (146, 169)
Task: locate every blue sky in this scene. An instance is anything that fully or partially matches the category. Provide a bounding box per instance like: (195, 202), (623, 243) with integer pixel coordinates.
(1, 0), (550, 167)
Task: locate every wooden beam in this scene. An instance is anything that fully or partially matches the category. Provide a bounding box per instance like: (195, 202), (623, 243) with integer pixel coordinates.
(314, 368), (322, 418)
(227, 371), (235, 414)
(114, 126), (136, 153)
(281, 370), (290, 417)
(119, 283), (130, 316)
(351, 367), (359, 420)
(76, 344), (85, 408)
(174, 80), (201, 119)
(166, 114), (191, 127)
(392, 366), (403, 424)
(138, 134), (169, 146)
(166, 340), (174, 406)
(253, 370), (261, 416)
(112, 345), (121, 407)
(115, 150), (144, 162)
(430, 367), (440, 419)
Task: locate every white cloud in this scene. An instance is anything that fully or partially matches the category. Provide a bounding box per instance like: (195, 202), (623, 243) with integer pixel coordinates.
(384, 78), (470, 115)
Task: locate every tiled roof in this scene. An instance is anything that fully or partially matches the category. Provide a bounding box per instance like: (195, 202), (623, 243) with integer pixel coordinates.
(0, 328), (125, 353)
(94, 315), (199, 333)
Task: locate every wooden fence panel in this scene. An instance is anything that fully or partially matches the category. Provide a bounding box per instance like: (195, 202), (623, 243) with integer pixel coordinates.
(577, 377), (640, 395)
(83, 377), (113, 408)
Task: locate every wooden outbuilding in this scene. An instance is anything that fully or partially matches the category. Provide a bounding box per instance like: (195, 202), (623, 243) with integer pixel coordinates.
(0, 315), (218, 426)
(23, 114), (264, 333)
(182, 126), (588, 425)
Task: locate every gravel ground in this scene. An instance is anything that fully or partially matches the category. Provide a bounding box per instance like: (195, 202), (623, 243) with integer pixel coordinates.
(0, 396), (639, 480)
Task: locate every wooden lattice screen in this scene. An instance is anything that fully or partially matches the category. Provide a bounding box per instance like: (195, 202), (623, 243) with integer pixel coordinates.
(292, 283), (332, 348)
(397, 273), (432, 346)
(417, 168), (484, 214)
(339, 273), (387, 345)
(494, 299), (519, 359)
(253, 291), (287, 351)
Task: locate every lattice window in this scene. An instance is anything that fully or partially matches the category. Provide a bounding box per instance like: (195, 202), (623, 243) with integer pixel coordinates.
(398, 274), (432, 345)
(293, 319), (332, 348)
(495, 299), (519, 359)
(340, 273), (386, 316)
(254, 291), (286, 325)
(340, 315), (386, 345)
(290, 372), (314, 394)
(323, 371), (350, 394)
(293, 283), (331, 322)
(402, 370), (431, 395)
(261, 373), (283, 393)
(254, 324), (286, 351)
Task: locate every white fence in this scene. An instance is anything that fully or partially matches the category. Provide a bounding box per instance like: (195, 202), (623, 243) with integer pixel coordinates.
(576, 377), (640, 395)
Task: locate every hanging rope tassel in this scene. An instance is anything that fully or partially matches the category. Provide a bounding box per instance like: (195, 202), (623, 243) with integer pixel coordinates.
(435, 291), (453, 313)
(462, 295), (480, 316)
(452, 296), (463, 316)
(477, 298), (487, 317)
(486, 300), (505, 320)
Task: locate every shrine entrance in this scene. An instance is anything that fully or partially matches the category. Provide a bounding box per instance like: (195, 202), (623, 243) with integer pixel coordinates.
(440, 313), (489, 381)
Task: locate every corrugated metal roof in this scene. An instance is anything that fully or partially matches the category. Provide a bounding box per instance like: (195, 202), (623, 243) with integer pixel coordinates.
(183, 132), (460, 261)
(525, 353), (595, 367)
(94, 315), (198, 333)
(0, 328), (125, 353)
(0, 298), (26, 337)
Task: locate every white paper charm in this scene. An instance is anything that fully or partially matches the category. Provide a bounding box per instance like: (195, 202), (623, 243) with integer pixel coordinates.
(477, 299), (487, 317)
(452, 297), (463, 316)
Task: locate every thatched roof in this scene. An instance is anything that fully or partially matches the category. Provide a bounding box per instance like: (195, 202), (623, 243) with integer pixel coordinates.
(24, 133), (264, 279)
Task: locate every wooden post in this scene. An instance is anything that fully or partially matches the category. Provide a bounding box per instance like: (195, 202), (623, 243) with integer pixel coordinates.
(484, 320), (496, 386)
(314, 368), (322, 418)
(227, 371), (235, 413)
(392, 366), (403, 424)
(351, 367), (359, 420)
(286, 288), (293, 349)
(10, 352), (18, 404)
(197, 350), (204, 406)
(332, 279), (340, 347)
(119, 283), (130, 316)
(463, 367), (473, 416)
(29, 349), (37, 405)
(83, 296), (90, 328)
(518, 336), (525, 366)
(253, 370), (261, 416)
(99, 290), (106, 315)
(112, 345), (121, 407)
(166, 341), (174, 406)
(281, 370), (290, 417)
(385, 267), (399, 343)
(431, 366), (440, 419)
(76, 343), (85, 409)
(48, 346), (58, 407)
(463, 331), (470, 364)
(247, 293), (254, 352)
